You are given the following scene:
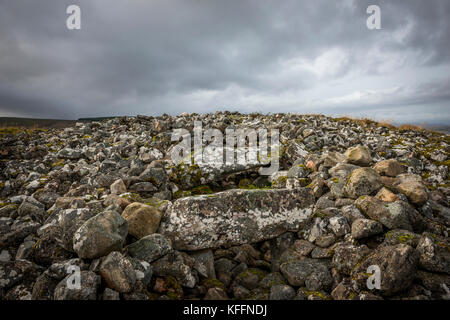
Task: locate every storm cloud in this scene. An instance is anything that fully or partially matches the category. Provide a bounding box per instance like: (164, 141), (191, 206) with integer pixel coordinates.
(0, 0), (449, 124)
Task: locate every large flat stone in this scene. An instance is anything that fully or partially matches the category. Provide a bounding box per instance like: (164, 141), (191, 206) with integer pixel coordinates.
(158, 188), (314, 250)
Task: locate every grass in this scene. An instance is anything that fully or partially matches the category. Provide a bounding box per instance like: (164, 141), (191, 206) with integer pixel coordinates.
(331, 115), (431, 132)
(0, 125), (49, 136)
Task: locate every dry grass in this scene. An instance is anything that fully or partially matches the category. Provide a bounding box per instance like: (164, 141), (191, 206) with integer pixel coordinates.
(332, 115), (429, 132)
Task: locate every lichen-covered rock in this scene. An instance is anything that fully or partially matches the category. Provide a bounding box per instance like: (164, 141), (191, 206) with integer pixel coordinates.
(122, 202), (162, 239)
(159, 188), (314, 250)
(332, 243), (371, 275)
(73, 210), (128, 259)
(99, 251), (137, 293)
(58, 208), (95, 252)
(416, 233), (450, 274)
(351, 219), (383, 239)
(151, 251), (197, 288)
(280, 258), (332, 291)
(355, 196), (413, 231)
(269, 284), (295, 300)
(383, 229), (421, 247)
(351, 244), (419, 296)
(343, 168), (383, 199)
(54, 270), (100, 300)
(126, 233), (172, 263)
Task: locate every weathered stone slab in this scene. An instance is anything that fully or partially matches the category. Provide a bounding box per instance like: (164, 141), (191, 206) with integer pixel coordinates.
(159, 188), (314, 250)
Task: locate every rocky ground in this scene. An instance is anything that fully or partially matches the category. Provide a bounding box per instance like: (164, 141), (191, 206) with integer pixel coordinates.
(0, 112), (449, 300)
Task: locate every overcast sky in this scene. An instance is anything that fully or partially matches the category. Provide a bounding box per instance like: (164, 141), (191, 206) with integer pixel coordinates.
(0, 0), (449, 124)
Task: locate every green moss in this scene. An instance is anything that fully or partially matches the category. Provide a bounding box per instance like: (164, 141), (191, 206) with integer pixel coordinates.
(273, 175), (288, 186)
(300, 290), (331, 300)
(120, 192), (143, 202)
(331, 178), (339, 183)
(51, 159), (65, 168)
(202, 278), (226, 289)
(238, 178), (252, 189)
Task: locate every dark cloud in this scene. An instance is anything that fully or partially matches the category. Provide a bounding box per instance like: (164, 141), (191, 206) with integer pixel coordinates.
(0, 0), (449, 124)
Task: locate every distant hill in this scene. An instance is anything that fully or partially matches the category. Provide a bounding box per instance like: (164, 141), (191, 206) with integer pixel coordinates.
(0, 116), (120, 129)
(0, 117), (78, 129)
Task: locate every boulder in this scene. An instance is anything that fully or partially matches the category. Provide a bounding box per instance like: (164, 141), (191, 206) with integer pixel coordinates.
(344, 145), (372, 166)
(73, 210), (128, 259)
(159, 188), (314, 250)
(122, 202), (162, 239)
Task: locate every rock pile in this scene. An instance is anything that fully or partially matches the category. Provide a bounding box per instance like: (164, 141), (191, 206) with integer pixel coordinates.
(0, 112), (449, 300)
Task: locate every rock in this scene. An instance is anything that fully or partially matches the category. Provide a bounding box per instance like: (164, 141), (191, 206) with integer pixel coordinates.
(122, 202), (162, 239)
(351, 219), (383, 239)
(54, 271), (100, 300)
(332, 243), (371, 275)
(331, 279), (358, 300)
(287, 164), (310, 179)
(351, 244), (419, 296)
(58, 208), (95, 252)
(280, 258), (332, 291)
(341, 205), (366, 224)
(126, 233), (172, 263)
(375, 187), (398, 202)
(103, 194), (131, 210)
(0, 250), (11, 262)
(110, 179), (127, 195)
(383, 229), (421, 247)
(269, 284), (295, 300)
(0, 260), (42, 294)
(416, 233), (450, 274)
(416, 270), (450, 299)
(355, 196), (413, 231)
(293, 240), (316, 256)
(0, 220), (41, 250)
(190, 249), (216, 279)
(57, 148), (82, 160)
(328, 215), (350, 237)
(233, 268), (267, 290)
(102, 288), (120, 300)
(17, 201), (45, 221)
(259, 272), (286, 289)
(373, 159), (404, 177)
(395, 176), (428, 205)
(344, 145), (372, 166)
(99, 251), (137, 293)
(343, 168), (383, 199)
(73, 210), (128, 259)
(159, 188), (314, 250)
(269, 232), (296, 272)
(152, 251), (197, 288)
(321, 152), (346, 168)
(204, 287), (228, 300)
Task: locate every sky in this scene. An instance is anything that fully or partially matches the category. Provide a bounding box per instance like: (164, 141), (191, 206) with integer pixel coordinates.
(0, 0), (449, 125)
